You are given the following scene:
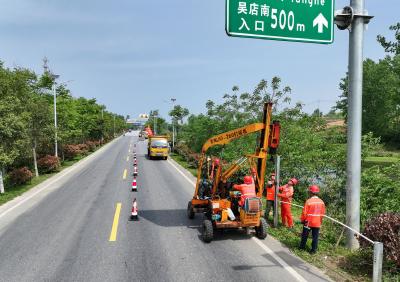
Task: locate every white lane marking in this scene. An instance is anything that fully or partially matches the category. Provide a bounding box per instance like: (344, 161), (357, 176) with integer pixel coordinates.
(167, 158), (308, 282)
(167, 160), (196, 186)
(0, 138), (120, 220)
(252, 237), (308, 282)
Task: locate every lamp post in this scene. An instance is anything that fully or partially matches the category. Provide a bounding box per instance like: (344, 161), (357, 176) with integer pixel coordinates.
(52, 74), (60, 157)
(171, 98), (176, 149)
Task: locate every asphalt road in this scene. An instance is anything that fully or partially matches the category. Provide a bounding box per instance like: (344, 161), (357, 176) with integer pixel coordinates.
(0, 131), (331, 282)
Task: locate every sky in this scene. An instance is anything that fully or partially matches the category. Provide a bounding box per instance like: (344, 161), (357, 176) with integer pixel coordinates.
(0, 0), (398, 121)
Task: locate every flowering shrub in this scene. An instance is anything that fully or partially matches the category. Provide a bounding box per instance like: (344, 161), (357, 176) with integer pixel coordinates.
(9, 167), (33, 185)
(37, 155), (60, 173)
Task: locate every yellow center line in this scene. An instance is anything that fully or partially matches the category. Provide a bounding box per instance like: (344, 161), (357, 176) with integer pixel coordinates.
(123, 169), (127, 179)
(109, 203), (122, 242)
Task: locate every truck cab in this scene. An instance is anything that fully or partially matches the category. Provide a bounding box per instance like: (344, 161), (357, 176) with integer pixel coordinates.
(147, 136), (169, 160)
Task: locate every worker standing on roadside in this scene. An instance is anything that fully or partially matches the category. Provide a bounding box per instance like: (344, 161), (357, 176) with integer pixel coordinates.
(233, 176), (256, 207)
(278, 178), (298, 228)
(264, 172), (276, 221)
(300, 185), (326, 254)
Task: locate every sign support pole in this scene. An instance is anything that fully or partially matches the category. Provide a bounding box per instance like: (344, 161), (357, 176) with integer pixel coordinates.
(345, 0), (365, 249)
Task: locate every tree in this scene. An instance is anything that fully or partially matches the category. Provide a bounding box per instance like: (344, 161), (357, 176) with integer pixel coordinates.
(377, 22), (400, 55)
(169, 105), (189, 124)
(0, 64), (31, 192)
(336, 24), (400, 144)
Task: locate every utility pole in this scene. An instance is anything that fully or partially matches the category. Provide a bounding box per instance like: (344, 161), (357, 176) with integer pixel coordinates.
(171, 98), (176, 149)
(344, 0), (369, 249)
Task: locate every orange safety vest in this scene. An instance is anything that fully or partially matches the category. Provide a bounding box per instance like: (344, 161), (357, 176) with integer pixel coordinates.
(278, 184), (294, 203)
(233, 184), (256, 206)
(266, 181), (275, 201)
(300, 196), (326, 228)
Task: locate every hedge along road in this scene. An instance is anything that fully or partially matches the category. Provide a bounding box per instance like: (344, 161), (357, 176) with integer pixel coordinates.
(0, 131), (331, 282)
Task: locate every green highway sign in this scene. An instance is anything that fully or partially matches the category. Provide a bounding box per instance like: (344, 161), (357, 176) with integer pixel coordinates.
(226, 0), (334, 44)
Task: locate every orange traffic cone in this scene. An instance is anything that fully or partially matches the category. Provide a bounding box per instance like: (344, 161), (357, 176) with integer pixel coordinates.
(130, 198), (138, 220)
(133, 158), (137, 166)
(131, 177), (138, 191)
(133, 166), (138, 176)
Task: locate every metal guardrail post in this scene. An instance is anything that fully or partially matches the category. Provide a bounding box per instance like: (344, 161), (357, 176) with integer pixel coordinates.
(373, 242), (383, 282)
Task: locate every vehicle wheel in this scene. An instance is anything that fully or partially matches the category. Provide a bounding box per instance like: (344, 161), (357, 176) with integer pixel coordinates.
(202, 219), (213, 243)
(187, 201), (195, 219)
(255, 217), (268, 239)
(164, 156), (168, 160)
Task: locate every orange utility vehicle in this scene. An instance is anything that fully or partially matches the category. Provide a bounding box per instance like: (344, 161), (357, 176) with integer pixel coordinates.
(187, 102), (281, 242)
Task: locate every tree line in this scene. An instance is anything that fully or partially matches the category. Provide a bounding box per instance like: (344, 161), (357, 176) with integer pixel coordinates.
(0, 62), (126, 193)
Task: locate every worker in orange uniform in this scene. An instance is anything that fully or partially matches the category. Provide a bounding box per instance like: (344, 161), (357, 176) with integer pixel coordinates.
(278, 178), (298, 228)
(233, 176), (256, 207)
(264, 172), (276, 220)
(300, 185), (326, 254)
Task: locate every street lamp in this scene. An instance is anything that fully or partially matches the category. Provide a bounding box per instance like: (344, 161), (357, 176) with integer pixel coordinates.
(51, 74), (60, 157)
(52, 76), (73, 158)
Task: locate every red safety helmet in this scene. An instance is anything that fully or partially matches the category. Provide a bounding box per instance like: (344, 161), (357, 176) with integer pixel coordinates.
(214, 158), (220, 166)
(289, 178), (298, 185)
(309, 185), (320, 193)
(243, 176), (253, 185)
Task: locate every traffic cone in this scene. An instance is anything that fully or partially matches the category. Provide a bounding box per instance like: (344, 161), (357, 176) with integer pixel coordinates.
(133, 166), (138, 176)
(133, 158), (137, 166)
(131, 177), (137, 191)
(130, 198), (138, 220)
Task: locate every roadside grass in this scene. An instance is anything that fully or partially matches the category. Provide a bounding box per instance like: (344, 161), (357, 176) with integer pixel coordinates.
(365, 156), (399, 163)
(172, 152), (400, 282)
(0, 154), (86, 206)
(170, 153), (198, 177)
(364, 156), (399, 168)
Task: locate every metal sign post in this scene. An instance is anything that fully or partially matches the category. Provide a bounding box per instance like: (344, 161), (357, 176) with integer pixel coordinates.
(342, 0), (372, 250)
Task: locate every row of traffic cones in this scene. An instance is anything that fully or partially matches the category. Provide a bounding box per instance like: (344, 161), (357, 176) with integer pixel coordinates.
(131, 149), (139, 220)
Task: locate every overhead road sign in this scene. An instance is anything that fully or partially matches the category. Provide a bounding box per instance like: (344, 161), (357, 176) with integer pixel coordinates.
(226, 0), (334, 44)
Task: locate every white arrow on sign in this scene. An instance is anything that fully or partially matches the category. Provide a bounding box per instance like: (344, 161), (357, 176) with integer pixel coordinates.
(313, 13), (328, 33)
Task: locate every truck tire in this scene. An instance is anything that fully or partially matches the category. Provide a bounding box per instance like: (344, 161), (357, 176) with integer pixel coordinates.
(202, 219), (213, 243)
(255, 217), (268, 239)
(187, 201), (195, 219)
(164, 156), (168, 160)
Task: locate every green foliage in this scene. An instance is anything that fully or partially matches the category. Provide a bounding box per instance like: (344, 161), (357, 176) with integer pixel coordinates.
(169, 105), (189, 124)
(336, 24), (400, 145)
(0, 60), (126, 192)
(377, 22), (400, 55)
(145, 110), (169, 135)
(360, 163), (400, 222)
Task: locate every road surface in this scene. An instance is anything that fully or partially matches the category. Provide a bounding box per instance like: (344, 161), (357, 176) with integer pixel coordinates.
(0, 131), (331, 282)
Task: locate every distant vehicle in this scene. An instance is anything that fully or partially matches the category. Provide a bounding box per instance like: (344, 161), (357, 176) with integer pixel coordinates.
(147, 135), (169, 160)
